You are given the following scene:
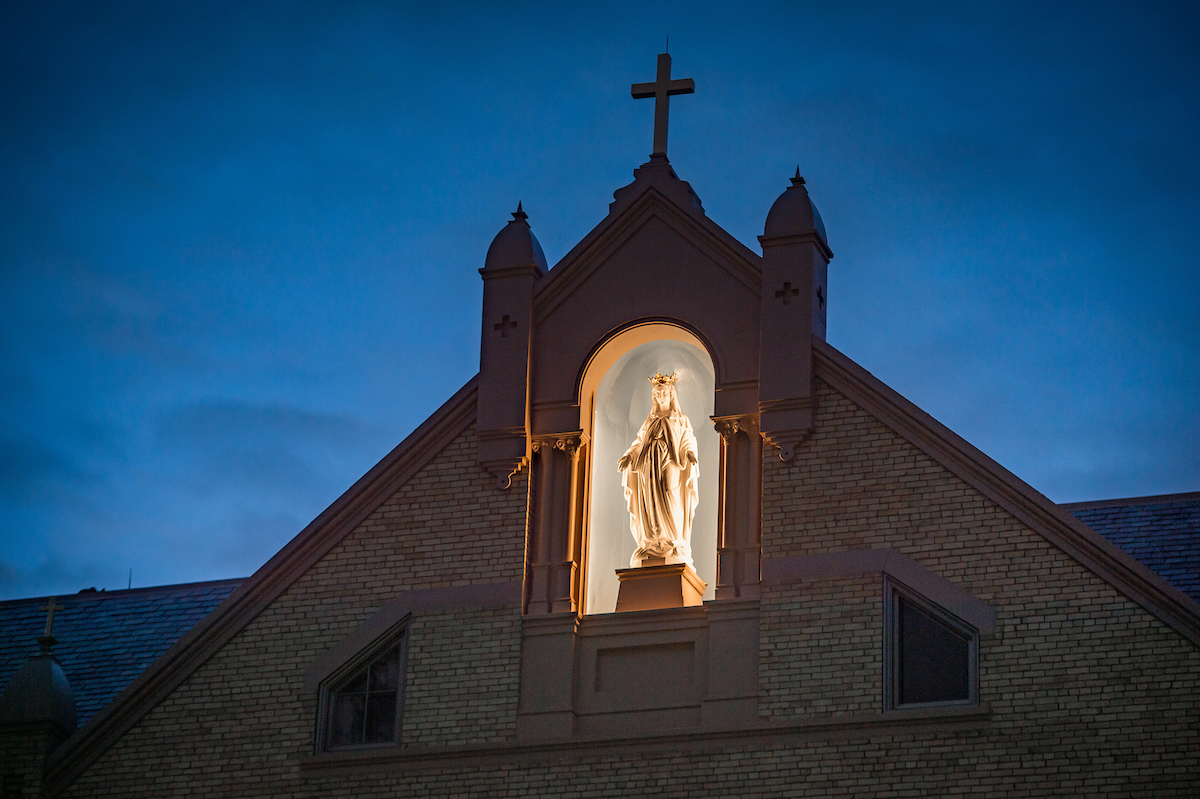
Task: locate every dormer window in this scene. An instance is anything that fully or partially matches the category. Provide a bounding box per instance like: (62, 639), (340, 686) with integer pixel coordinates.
(884, 577), (978, 709)
(316, 623), (407, 751)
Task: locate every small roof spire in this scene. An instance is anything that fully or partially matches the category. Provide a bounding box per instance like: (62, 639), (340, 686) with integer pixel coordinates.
(512, 201), (527, 221)
(0, 595), (77, 737)
(791, 166), (806, 186)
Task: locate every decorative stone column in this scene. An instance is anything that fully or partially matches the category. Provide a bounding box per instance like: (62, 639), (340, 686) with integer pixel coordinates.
(712, 415), (763, 600)
(477, 205), (547, 489)
(526, 432), (587, 615)
(757, 171), (833, 461)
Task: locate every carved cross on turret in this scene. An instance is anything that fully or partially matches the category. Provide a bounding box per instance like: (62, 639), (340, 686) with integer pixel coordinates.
(631, 53), (695, 157)
(775, 282), (800, 305)
(494, 315), (518, 337)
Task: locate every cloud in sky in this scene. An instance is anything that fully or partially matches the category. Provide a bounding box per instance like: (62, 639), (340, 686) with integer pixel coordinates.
(0, 0), (1197, 599)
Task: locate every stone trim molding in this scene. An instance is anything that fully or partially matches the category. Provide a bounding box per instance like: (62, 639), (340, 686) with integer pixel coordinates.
(763, 549), (996, 634)
(303, 582), (522, 692)
(813, 337), (1200, 648)
(43, 378), (482, 797)
(757, 230), (834, 260)
(301, 703), (990, 776)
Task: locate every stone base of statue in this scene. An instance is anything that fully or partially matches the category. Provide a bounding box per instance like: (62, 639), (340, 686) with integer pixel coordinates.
(614, 562), (707, 612)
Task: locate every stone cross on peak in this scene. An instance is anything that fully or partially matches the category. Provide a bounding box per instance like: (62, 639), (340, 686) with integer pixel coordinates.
(631, 52), (694, 158)
(40, 596), (63, 638)
(38, 596), (64, 653)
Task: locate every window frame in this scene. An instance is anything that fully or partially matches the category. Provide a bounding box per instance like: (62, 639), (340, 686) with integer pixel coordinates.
(314, 617), (409, 753)
(883, 576), (978, 711)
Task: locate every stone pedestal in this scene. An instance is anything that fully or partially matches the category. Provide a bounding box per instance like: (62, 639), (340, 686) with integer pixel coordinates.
(614, 563), (707, 612)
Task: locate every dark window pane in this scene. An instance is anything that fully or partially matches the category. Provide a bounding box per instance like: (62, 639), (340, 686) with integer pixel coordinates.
(898, 597), (970, 704)
(365, 691), (398, 743)
(324, 635), (405, 750)
(330, 693), (366, 746)
(341, 670), (368, 696)
(369, 647), (401, 691)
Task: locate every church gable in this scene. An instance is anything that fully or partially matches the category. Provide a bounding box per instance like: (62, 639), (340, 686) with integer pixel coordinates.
(12, 51), (1199, 798)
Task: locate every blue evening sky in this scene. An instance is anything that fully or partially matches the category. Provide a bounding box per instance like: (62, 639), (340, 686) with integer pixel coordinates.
(2, 1), (1197, 599)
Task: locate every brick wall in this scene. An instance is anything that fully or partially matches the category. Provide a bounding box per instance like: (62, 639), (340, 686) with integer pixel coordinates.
(403, 605), (521, 746)
(759, 574), (880, 720)
(1, 726), (52, 799)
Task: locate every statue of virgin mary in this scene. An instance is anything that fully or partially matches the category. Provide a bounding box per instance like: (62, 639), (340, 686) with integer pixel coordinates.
(617, 372), (699, 569)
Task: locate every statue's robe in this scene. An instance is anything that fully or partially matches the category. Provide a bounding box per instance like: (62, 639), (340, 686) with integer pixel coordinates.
(620, 411), (699, 567)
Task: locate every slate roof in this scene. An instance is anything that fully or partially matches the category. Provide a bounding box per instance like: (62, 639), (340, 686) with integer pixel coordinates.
(1064, 491), (1200, 605)
(0, 579), (243, 727)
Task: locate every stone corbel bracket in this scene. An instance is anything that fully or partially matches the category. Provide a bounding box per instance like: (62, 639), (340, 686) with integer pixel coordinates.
(476, 426), (530, 489)
(482, 457), (528, 490)
(757, 397), (813, 462)
(760, 430), (811, 462)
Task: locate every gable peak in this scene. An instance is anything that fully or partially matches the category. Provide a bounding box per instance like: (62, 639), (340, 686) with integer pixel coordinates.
(609, 154), (705, 218)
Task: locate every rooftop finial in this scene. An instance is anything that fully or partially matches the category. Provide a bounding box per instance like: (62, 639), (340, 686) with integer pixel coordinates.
(791, 166), (806, 186)
(512, 201), (527, 221)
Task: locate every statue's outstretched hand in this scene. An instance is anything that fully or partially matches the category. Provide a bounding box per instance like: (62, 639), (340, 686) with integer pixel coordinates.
(686, 451), (698, 465)
(618, 453), (632, 472)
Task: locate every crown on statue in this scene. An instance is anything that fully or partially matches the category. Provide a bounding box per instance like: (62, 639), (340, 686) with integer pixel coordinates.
(648, 371), (679, 385)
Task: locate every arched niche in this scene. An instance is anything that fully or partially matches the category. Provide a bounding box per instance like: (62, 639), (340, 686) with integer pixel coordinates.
(578, 323), (720, 615)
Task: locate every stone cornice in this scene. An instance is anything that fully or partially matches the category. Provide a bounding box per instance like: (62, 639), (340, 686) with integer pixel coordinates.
(812, 336), (1200, 648)
(43, 377), (482, 796)
(757, 230), (834, 260)
(298, 703), (991, 776)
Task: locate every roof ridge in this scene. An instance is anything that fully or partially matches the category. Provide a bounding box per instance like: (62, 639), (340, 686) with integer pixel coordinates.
(1060, 491), (1200, 511)
(0, 578), (248, 607)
